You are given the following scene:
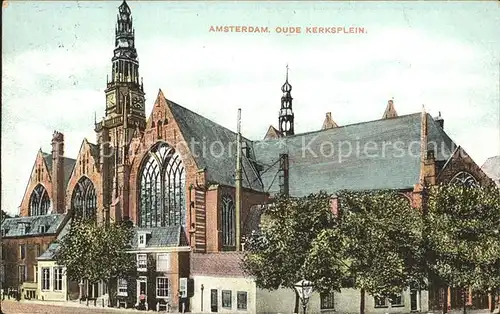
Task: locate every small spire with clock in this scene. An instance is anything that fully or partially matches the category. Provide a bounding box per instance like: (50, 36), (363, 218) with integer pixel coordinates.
(96, 0), (146, 140)
(279, 65), (294, 136)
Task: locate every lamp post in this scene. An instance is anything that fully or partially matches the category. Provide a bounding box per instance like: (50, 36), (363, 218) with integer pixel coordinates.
(294, 279), (314, 314)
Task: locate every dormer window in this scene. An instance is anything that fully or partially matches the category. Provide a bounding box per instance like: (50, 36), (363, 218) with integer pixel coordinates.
(1, 229), (8, 237)
(39, 225), (48, 234)
(17, 222), (31, 235)
(137, 231), (151, 248)
(139, 234), (146, 247)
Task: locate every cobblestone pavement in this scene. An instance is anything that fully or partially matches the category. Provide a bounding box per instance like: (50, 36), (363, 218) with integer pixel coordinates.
(1, 300), (130, 314)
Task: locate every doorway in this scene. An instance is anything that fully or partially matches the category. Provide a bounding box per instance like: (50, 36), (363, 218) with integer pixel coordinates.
(137, 277), (147, 307)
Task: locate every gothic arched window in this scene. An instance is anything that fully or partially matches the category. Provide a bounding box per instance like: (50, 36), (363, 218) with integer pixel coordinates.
(221, 195), (235, 247)
(29, 184), (51, 216)
(450, 171), (479, 188)
(138, 142), (186, 227)
(71, 177), (97, 220)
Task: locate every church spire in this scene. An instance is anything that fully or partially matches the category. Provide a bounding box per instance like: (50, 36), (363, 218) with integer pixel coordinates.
(279, 65), (295, 136)
(111, 0), (141, 86)
(96, 0), (146, 142)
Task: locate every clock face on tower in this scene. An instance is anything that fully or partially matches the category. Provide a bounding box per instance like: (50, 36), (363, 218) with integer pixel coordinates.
(132, 95), (145, 110)
(106, 92), (116, 108)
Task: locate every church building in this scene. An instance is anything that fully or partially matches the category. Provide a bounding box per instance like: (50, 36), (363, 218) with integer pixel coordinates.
(2, 1), (497, 313)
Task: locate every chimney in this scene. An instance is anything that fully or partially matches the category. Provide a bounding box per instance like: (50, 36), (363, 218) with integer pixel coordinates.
(434, 111), (444, 129)
(51, 131), (65, 213)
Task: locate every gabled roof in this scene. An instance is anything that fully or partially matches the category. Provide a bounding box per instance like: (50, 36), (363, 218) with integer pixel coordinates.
(167, 99), (264, 191)
(322, 112), (339, 130)
(481, 155), (500, 186)
(252, 113), (455, 197)
(264, 125), (281, 140)
(42, 153), (77, 188)
(382, 99), (398, 119)
(1, 214), (66, 238)
(130, 225), (188, 248)
(38, 242), (61, 261)
(191, 252), (246, 277)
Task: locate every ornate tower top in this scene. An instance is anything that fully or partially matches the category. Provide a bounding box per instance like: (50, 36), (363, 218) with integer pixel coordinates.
(96, 0), (146, 142)
(279, 65), (295, 136)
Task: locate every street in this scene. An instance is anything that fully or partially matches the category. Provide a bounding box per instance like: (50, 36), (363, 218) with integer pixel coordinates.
(1, 300), (129, 314)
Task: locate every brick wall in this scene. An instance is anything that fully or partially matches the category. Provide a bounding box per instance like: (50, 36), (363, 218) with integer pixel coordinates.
(19, 151), (54, 217)
(2, 235), (56, 289)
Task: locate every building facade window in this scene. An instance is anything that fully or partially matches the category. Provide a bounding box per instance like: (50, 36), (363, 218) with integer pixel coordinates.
(156, 277), (169, 298)
(71, 176), (98, 220)
(42, 268), (50, 290)
(18, 265), (27, 283)
(156, 254), (169, 272)
(237, 291), (247, 310)
(35, 244), (41, 258)
(137, 254), (147, 270)
(320, 291), (335, 310)
(374, 293), (404, 308)
(117, 278), (128, 296)
(450, 171), (479, 188)
(29, 184), (51, 216)
(221, 195), (235, 247)
(389, 293), (404, 307)
(53, 267), (63, 291)
(222, 290), (232, 309)
(34, 266), (38, 283)
(374, 296), (388, 308)
(211, 289), (218, 312)
(19, 244), (26, 259)
(138, 142), (186, 228)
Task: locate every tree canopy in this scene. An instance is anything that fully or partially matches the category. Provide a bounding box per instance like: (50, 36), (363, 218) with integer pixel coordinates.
(425, 184), (500, 293)
(242, 191), (343, 311)
(56, 220), (136, 287)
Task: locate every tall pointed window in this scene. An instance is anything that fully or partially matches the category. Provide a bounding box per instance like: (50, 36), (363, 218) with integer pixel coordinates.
(138, 142), (186, 227)
(221, 195), (235, 247)
(71, 177), (97, 220)
(29, 184), (51, 216)
(450, 171), (479, 188)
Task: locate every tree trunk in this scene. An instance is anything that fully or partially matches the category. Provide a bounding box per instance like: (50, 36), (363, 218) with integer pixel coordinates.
(463, 287), (467, 314)
(442, 286), (448, 314)
(294, 289), (300, 314)
(360, 288), (365, 314)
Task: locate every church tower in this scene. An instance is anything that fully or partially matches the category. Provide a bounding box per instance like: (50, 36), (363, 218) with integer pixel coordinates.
(279, 66), (294, 136)
(96, 0), (146, 145)
(95, 0), (146, 223)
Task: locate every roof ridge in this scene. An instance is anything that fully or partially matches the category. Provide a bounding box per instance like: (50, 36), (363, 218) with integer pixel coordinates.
(256, 112), (422, 142)
(166, 98), (253, 143)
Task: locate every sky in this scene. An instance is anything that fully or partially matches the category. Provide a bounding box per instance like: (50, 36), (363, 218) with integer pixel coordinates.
(2, 1), (499, 216)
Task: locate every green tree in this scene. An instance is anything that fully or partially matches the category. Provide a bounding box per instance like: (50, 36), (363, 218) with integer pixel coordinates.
(337, 190), (424, 314)
(56, 220), (135, 305)
(242, 191), (342, 313)
(425, 184), (500, 314)
(1, 210), (11, 223)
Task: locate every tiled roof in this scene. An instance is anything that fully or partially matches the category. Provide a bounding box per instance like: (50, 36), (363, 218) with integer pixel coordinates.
(167, 99), (264, 191)
(38, 242), (60, 261)
(191, 252), (246, 277)
(42, 153), (77, 188)
(481, 156), (500, 187)
(130, 225), (189, 249)
(1, 214), (66, 238)
(252, 113), (456, 197)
